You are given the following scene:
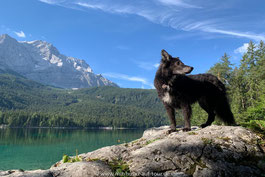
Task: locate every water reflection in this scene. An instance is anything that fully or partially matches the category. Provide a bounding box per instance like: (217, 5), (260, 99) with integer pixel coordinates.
(0, 128), (144, 170)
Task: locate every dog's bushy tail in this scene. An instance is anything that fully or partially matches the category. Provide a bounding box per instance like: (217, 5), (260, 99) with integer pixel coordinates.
(215, 95), (236, 125)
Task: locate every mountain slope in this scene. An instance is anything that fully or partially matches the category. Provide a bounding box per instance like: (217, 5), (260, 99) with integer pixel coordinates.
(0, 71), (167, 128)
(0, 34), (117, 88)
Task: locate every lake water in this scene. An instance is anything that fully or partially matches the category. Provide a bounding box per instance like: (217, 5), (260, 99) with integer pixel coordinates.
(0, 128), (144, 171)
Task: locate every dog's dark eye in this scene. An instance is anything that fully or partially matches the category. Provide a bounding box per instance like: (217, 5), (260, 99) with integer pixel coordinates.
(176, 61), (180, 65)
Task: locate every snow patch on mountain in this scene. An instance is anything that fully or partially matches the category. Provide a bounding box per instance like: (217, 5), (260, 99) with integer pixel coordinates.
(0, 34), (118, 88)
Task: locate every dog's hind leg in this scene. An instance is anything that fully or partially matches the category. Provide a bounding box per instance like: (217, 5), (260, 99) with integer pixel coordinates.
(199, 99), (216, 128)
(164, 104), (176, 132)
(181, 104), (192, 131)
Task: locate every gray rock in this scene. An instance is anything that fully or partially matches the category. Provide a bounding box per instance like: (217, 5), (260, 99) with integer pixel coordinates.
(79, 145), (128, 162)
(1, 125), (264, 177)
(0, 169), (52, 177)
(51, 161), (113, 177)
(0, 161), (112, 177)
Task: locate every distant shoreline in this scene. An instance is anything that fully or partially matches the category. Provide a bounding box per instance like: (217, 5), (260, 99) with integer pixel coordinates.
(0, 124), (141, 130)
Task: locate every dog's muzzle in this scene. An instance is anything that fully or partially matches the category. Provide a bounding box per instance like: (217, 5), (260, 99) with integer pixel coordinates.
(184, 66), (193, 74)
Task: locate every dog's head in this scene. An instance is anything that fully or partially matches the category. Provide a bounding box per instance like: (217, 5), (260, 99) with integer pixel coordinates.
(160, 49), (193, 75)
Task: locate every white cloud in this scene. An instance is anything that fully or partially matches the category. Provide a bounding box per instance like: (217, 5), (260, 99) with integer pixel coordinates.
(136, 61), (160, 71)
(39, 0), (61, 4)
(75, 2), (104, 10)
(203, 28), (265, 41)
(169, 20), (265, 41)
(157, 0), (201, 8)
(39, 0), (265, 41)
(103, 72), (154, 88)
(234, 43), (249, 55)
(180, 20), (214, 31)
(14, 31), (26, 38)
(234, 42), (260, 55)
(154, 63), (160, 68)
(75, 2), (159, 22)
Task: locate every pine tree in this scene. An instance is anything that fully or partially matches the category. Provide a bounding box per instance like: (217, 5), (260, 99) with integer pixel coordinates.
(255, 41), (265, 97)
(208, 53), (234, 86)
(234, 41), (258, 108)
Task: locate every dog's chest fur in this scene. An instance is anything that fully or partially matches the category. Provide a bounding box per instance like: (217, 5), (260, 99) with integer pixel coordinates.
(162, 92), (172, 104)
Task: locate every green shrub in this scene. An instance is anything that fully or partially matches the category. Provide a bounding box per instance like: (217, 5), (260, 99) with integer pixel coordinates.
(245, 120), (265, 134)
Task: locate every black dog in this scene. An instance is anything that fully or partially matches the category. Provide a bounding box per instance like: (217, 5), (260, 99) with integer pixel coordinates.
(154, 50), (235, 132)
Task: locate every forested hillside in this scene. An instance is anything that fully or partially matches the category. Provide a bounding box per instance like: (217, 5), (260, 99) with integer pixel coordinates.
(0, 70), (167, 128)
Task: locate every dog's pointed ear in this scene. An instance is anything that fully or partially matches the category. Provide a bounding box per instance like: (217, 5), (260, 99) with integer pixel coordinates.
(161, 49), (170, 62)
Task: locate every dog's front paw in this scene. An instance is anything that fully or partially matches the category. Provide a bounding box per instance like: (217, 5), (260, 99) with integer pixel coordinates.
(182, 127), (191, 132)
(166, 128), (176, 134)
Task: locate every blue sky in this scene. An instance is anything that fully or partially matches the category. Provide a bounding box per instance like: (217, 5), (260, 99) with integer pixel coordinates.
(0, 0), (265, 88)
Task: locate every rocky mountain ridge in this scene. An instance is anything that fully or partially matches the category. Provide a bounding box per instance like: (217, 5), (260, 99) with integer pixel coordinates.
(1, 125), (264, 177)
(0, 34), (117, 88)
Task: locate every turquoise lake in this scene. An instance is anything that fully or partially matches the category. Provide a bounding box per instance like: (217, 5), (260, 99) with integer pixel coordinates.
(0, 128), (144, 171)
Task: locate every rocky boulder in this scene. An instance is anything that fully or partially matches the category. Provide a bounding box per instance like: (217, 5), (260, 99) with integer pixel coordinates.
(1, 125), (264, 177)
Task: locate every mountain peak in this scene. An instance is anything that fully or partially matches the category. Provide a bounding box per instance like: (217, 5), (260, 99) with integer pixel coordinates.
(21, 39), (61, 57)
(24, 39), (52, 47)
(0, 34), (11, 39)
(0, 34), (118, 88)
(0, 34), (17, 44)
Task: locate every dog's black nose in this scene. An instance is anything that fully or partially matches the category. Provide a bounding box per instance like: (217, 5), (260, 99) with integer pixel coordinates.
(190, 67), (194, 71)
